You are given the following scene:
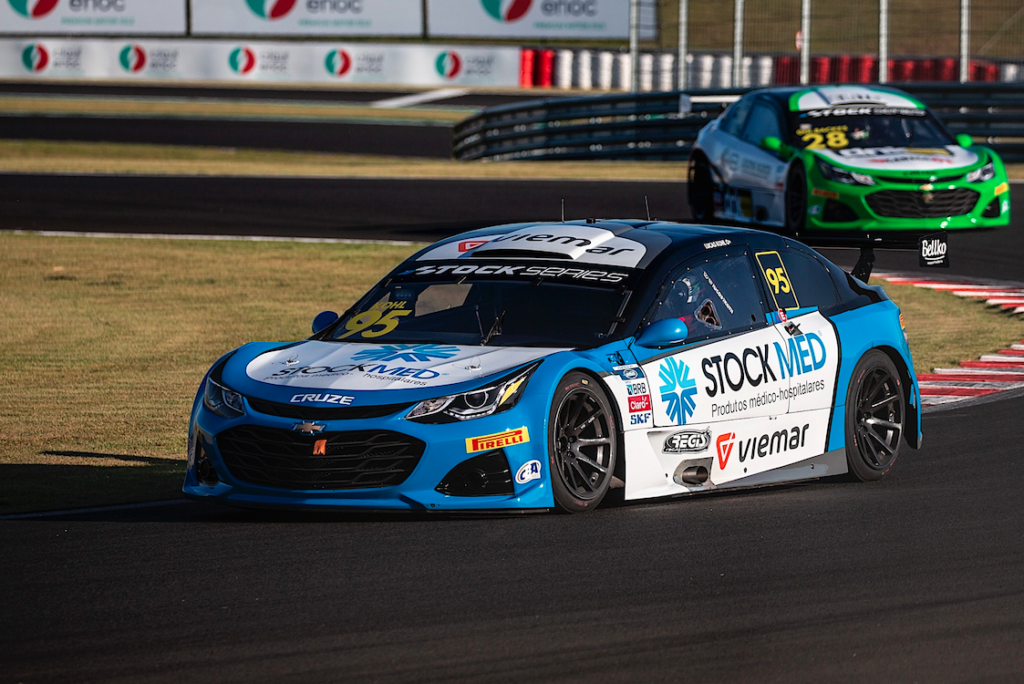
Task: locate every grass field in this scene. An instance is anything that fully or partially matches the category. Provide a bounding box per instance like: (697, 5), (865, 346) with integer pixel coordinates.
(1, 232), (1022, 516)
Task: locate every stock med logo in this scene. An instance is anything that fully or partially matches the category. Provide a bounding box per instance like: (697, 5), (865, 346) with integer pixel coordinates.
(245, 0), (297, 20)
(229, 46), (257, 75)
(8, 0), (58, 18)
(659, 357), (697, 425)
(435, 51), (462, 79)
(481, 0), (532, 22)
(119, 44), (146, 73)
(21, 43), (48, 72)
(352, 344), (460, 364)
(324, 49), (352, 77)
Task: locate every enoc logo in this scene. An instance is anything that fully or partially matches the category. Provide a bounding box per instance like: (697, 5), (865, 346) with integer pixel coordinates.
(481, 0), (532, 22)
(8, 0), (58, 18)
(435, 51), (462, 79)
(229, 46), (257, 75)
(119, 44), (146, 73)
(21, 43), (48, 72)
(324, 49), (352, 77)
(245, 0), (297, 20)
(716, 432), (735, 469)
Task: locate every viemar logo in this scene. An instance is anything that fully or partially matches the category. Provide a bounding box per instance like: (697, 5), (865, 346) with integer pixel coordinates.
(245, 0), (297, 20)
(21, 43), (49, 72)
(8, 0), (59, 18)
(229, 46), (257, 75)
(119, 44), (146, 73)
(324, 49), (352, 77)
(481, 0), (532, 22)
(435, 51), (462, 79)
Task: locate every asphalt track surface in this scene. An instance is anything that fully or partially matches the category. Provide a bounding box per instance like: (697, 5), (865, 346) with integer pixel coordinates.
(2, 173), (1022, 281)
(3, 172), (1024, 682)
(3, 394), (1023, 683)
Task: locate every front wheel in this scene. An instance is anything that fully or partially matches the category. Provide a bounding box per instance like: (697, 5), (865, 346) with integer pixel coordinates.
(548, 373), (619, 513)
(844, 350), (904, 481)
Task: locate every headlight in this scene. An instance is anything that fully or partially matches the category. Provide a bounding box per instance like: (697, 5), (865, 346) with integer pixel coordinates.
(406, 363), (539, 424)
(966, 162), (995, 183)
(816, 158), (875, 186)
(204, 376), (244, 418)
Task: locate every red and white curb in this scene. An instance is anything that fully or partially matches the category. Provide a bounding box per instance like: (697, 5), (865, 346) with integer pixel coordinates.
(876, 271), (1024, 408)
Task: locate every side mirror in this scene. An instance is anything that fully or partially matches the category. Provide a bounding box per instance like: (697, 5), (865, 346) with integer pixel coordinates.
(760, 136), (782, 153)
(312, 310), (339, 334)
(956, 133), (973, 148)
(635, 318), (689, 349)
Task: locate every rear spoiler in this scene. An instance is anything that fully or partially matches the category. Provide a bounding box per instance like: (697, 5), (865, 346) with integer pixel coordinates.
(790, 230), (948, 282)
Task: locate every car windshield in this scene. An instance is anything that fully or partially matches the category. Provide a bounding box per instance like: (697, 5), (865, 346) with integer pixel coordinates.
(787, 107), (953, 150)
(325, 262), (634, 349)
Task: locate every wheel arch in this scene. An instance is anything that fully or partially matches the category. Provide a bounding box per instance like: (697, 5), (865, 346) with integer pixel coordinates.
(870, 344), (921, 450)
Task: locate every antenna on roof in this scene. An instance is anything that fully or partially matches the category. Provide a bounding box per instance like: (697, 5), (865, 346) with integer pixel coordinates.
(644, 196), (651, 222)
(561, 199), (565, 223)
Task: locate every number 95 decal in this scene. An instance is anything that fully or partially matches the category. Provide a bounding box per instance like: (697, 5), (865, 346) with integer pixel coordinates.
(337, 302), (411, 339)
(755, 251), (799, 311)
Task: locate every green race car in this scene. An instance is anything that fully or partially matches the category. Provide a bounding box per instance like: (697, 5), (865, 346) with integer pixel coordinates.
(689, 85), (1011, 235)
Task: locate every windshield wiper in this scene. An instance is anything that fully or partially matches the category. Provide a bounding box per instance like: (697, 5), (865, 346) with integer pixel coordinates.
(481, 310), (506, 346)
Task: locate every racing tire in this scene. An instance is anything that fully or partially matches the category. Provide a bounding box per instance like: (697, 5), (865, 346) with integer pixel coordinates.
(689, 157), (716, 223)
(784, 163), (807, 234)
(548, 372), (619, 513)
(844, 350), (904, 482)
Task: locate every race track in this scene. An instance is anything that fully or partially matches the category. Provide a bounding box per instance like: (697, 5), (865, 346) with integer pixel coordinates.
(3, 394), (1023, 683)
(2, 173), (1021, 281)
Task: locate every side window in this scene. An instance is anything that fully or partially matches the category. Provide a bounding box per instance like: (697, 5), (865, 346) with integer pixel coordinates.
(650, 253), (766, 341)
(780, 249), (842, 311)
(742, 101), (783, 147)
(754, 248), (840, 312)
(719, 97), (754, 138)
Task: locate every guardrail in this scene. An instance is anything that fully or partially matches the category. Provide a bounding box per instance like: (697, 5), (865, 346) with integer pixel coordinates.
(452, 82), (1024, 163)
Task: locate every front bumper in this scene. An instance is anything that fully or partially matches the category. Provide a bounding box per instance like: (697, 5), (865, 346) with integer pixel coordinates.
(183, 396), (555, 512)
(804, 174), (1011, 232)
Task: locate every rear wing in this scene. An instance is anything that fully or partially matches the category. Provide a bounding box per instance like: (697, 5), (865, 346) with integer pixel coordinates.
(793, 230), (948, 282)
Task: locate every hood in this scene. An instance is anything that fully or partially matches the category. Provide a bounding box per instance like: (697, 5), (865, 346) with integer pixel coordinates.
(817, 145), (980, 174)
(234, 341), (566, 401)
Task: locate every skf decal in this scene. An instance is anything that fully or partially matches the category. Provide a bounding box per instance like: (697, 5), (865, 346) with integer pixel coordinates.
(515, 460), (542, 484)
(466, 427), (530, 453)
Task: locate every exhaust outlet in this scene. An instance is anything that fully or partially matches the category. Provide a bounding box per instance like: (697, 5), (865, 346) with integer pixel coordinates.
(674, 465), (709, 485)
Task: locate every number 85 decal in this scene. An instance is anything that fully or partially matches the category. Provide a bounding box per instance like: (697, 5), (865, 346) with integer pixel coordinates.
(754, 251), (800, 310)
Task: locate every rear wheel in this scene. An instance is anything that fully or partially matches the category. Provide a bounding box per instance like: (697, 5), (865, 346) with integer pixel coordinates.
(844, 351), (904, 481)
(548, 373), (618, 513)
(785, 163), (807, 234)
(689, 157), (716, 223)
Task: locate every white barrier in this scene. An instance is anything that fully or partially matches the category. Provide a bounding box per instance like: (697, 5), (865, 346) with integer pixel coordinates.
(0, 38), (520, 87)
(0, 0), (186, 36)
(656, 52), (674, 91)
(596, 50), (614, 90)
(575, 48), (592, 90)
(555, 49), (573, 89)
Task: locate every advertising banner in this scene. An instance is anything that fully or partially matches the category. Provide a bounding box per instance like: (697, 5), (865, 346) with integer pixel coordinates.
(427, 0), (655, 40)
(191, 0), (423, 37)
(0, 38), (521, 87)
(0, 0), (186, 36)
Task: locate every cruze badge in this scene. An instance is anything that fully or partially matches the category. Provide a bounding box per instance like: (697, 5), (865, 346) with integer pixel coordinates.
(292, 421), (325, 435)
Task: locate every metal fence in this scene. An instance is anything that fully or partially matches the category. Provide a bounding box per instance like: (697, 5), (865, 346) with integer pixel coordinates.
(452, 82), (1024, 161)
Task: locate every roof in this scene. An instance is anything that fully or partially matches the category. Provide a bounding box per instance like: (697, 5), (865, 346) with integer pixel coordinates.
(411, 220), (770, 271)
(751, 85), (927, 112)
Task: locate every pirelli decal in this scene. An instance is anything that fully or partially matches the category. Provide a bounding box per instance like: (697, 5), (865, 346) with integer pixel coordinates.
(466, 427), (530, 453)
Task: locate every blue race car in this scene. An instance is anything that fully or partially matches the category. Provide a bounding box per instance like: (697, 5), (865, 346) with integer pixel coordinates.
(184, 220), (921, 513)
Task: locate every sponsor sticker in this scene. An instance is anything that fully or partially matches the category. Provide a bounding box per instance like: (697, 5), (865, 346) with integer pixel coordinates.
(289, 393), (354, 405)
(919, 231), (949, 268)
(703, 239), (732, 250)
(811, 188), (839, 200)
(664, 428), (711, 454)
(628, 394), (652, 413)
(466, 427), (530, 453)
(515, 459), (542, 484)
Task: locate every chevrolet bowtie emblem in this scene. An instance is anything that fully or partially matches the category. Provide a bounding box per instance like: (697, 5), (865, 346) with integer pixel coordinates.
(292, 421), (325, 435)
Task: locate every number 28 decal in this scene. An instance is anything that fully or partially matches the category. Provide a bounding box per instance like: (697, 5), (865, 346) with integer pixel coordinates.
(755, 251), (800, 311)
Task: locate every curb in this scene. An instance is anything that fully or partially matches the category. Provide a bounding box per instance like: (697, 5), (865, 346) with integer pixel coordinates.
(877, 271), (1024, 409)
